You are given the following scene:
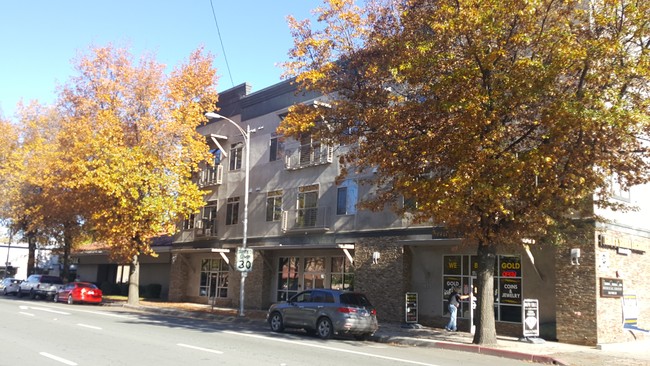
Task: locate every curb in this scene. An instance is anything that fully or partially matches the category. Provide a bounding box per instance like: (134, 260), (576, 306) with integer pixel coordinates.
(372, 335), (569, 365)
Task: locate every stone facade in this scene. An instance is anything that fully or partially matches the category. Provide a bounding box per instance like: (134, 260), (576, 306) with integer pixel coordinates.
(555, 224), (599, 346)
(168, 253), (189, 302)
(354, 236), (411, 323)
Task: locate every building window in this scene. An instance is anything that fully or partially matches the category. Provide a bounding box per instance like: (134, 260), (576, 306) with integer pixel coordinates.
(229, 142), (243, 171)
(200, 150), (223, 186)
(610, 174), (631, 202)
(303, 257), (325, 290)
(200, 203), (218, 236)
(270, 136), (284, 162)
(297, 184), (319, 228)
(277, 257), (300, 302)
(442, 255), (522, 323)
(336, 180), (358, 215)
(266, 190), (283, 222)
(183, 213), (195, 230)
(226, 197), (240, 225)
(330, 256), (354, 290)
(199, 258), (229, 298)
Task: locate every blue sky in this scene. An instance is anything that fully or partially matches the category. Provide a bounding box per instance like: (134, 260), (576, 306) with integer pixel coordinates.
(0, 0), (321, 121)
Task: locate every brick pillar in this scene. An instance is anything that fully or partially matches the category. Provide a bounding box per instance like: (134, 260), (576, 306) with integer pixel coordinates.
(168, 253), (188, 302)
(555, 224), (598, 346)
(355, 236), (410, 323)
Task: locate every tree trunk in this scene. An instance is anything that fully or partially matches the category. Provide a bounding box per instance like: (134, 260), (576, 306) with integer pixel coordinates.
(26, 232), (36, 275)
(62, 225), (72, 282)
(127, 254), (140, 305)
(472, 241), (498, 345)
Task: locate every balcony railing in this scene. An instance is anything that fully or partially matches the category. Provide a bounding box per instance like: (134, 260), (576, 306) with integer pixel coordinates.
(282, 206), (331, 232)
(285, 142), (333, 170)
(198, 165), (223, 187)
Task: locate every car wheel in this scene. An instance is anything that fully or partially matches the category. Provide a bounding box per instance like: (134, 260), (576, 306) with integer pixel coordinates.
(67, 295), (74, 305)
(316, 317), (333, 339)
(269, 312), (284, 333)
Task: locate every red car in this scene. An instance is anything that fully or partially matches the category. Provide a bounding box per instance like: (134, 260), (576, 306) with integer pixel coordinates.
(54, 282), (103, 305)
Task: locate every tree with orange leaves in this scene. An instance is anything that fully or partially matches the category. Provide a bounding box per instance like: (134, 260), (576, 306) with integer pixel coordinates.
(282, 0), (650, 345)
(56, 45), (218, 304)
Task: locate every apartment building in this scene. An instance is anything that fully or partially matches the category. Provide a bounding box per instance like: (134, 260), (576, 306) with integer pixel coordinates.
(73, 79), (649, 347)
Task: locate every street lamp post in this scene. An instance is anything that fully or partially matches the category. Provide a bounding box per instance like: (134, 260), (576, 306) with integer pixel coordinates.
(205, 112), (249, 317)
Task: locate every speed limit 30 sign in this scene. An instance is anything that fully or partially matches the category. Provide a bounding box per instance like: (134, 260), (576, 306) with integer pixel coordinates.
(236, 248), (254, 272)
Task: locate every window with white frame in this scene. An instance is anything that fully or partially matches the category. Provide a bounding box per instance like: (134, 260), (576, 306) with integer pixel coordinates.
(336, 180), (358, 215)
(200, 203), (218, 236)
(229, 142), (243, 171)
(226, 197), (239, 225)
(266, 190), (283, 222)
(610, 173), (631, 202)
(297, 184), (319, 228)
(270, 135), (284, 162)
(200, 149), (222, 186)
(199, 258), (229, 298)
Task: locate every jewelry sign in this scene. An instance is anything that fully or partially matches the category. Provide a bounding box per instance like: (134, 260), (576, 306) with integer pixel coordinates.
(522, 299), (540, 338)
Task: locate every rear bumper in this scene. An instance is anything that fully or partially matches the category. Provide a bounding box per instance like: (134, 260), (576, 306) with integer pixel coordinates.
(333, 317), (379, 335)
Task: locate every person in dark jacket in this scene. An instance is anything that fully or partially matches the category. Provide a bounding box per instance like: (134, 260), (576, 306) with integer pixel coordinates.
(445, 287), (470, 331)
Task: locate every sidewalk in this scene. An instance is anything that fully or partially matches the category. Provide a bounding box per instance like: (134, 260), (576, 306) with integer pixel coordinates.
(112, 300), (650, 366)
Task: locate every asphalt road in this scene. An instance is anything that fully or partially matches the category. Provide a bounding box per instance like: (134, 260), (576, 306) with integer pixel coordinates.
(0, 295), (532, 366)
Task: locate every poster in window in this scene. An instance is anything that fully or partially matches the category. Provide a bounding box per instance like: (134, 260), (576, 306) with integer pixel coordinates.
(499, 278), (522, 305)
(444, 256), (462, 275)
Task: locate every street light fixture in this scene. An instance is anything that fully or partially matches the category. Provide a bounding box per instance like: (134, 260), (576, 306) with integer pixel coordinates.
(205, 112), (250, 317)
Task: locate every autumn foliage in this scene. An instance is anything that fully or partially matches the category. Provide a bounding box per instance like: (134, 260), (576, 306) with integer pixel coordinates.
(282, 0), (650, 345)
(1, 45), (218, 304)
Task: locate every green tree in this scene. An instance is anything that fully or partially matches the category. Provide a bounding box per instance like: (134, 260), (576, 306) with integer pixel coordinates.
(281, 0), (650, 345)
(56, 45), (218, 304)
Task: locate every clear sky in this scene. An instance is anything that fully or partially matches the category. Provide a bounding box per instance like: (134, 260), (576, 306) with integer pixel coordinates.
(0, 0), (321, 121)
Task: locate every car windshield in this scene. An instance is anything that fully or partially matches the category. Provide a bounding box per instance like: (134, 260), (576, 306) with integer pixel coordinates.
(340, 293), (373, 307)
(78, 283), (97, 289)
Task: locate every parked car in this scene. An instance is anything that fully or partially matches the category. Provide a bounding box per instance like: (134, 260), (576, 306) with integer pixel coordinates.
(0, 278), (21, 296)
(267, 289), (378, 340)
(54, 282), (102, 305)
(18, 274), (63, 300)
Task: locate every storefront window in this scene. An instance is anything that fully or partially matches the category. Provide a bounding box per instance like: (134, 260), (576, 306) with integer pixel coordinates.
(199, 258), (229, 298)
(303, 257), (325, 290)
(330, 256), (354, 290)
(443, 254), (522, 323)
(277, 257), (300, 301)
(275, 255), (356, 301)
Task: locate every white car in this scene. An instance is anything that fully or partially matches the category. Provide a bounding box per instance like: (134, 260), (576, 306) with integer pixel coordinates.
(0, 278), (22, 296)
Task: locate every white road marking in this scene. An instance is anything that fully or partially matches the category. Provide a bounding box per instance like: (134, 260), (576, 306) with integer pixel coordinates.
(19, 311), (35, 316)
(29, 306), (70, 315)
(18, 300), (131, 318)
(39, 352), (78, 365)
(177, 343), (224, 354)
(222, 331), (440, 366)
(77, 323), (102, 330)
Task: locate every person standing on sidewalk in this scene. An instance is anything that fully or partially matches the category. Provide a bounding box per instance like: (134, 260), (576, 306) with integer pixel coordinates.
(445, 287), (470, 332)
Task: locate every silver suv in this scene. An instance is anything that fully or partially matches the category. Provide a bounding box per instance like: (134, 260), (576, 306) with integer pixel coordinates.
(18, 275), (63, 300)
(267, 289), (378, 340)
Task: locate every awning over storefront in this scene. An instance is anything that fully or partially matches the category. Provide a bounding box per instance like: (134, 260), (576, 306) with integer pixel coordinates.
(249, 243), (355, 265)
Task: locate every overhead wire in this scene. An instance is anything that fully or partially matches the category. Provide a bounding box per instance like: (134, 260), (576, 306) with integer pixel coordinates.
(210, 0), (235, 87)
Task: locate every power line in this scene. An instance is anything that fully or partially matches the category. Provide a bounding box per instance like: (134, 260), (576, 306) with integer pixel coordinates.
(210, 0), (235, 87)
